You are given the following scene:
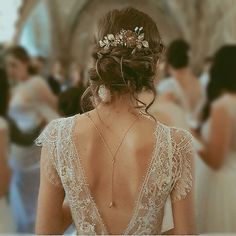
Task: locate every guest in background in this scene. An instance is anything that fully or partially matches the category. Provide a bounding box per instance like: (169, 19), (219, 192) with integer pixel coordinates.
(58, 63), (87, 116)
(198, 45), (236, 233)
(58, 88), (84, 117)
(0, 68), (44, 233)
(5, 45), (58, 233)
(158, 39), (204, 129)
(48, 60), (69, 94)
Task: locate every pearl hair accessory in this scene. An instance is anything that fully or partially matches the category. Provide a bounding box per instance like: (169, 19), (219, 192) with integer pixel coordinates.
(99, 27), (149, 53)
(98, 85), (112, 103)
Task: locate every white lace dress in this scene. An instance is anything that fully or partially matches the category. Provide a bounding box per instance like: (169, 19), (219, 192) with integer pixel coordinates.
(36, 115), (195, 235)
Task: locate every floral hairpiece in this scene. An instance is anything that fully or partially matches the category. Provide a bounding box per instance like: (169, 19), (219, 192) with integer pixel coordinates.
(99, 27), (149, 51)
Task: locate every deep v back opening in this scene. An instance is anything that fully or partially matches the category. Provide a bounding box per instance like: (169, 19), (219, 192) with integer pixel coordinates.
(71, 113), (161, 235)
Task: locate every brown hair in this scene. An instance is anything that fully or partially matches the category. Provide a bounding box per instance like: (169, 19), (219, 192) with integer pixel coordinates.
(6, 46), (37, 75)
(82, 7), (164, 117)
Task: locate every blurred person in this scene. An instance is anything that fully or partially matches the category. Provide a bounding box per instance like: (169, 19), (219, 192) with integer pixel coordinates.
(0, 68), (44, 146)
(158, 39), (204, 129)
(58, 64), (87, 117)
(0, 68), (46, 233)
(48, 60), (69, 94)
(36, 7), (196, 235)
(58, 87), (85, 117)
(5, 46), (59, 233)
(140, 60), (189, 130)
(198, 45), (236, 233)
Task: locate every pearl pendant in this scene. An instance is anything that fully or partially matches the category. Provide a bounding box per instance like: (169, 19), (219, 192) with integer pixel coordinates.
(109, 201), (115, 208)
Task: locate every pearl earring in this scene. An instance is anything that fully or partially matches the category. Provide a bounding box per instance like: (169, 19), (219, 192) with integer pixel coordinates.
(98, 85), (111, 103)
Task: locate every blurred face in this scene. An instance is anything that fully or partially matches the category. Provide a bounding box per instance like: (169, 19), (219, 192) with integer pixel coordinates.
(5, 55), (29, 81)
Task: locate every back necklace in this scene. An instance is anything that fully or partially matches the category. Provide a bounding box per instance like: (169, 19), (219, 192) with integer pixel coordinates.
(85, 112), (139, 208)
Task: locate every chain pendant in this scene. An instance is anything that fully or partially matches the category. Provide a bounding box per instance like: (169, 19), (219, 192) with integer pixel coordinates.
(86, 112), (139, 211)
(109, 201), (115, 208)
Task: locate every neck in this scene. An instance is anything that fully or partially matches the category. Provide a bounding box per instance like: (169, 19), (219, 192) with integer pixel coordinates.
(97, 94), (139, 117)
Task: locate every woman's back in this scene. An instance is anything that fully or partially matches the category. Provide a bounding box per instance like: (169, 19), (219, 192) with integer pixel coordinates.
(73, 111), (156, 234)
(36, 111), (195, 235)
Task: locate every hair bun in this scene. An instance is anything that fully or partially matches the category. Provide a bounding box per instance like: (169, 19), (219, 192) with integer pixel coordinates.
(83, 7), (163, 118)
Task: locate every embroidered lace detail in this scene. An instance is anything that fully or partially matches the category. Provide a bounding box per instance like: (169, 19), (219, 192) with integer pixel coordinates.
(36, 116), (194, 234)
(170, 128), (194, 202)
(35, 118), (63, 187)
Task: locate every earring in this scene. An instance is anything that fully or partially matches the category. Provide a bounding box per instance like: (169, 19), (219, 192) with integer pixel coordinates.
(98, 85), (111, 103)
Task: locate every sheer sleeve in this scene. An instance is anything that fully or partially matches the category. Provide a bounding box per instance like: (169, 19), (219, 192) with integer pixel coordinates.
(35, 119), (63, 188)
(170, 128), (195, 202)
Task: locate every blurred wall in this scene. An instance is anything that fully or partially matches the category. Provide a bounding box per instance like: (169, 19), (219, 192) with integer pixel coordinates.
(19, 0), (52, 57)
(13, 0), (236, 73)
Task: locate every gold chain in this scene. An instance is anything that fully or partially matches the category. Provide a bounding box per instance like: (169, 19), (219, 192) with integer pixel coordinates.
(86, 112), (139, 208)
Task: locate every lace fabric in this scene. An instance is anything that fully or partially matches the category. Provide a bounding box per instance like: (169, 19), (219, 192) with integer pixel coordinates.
(35, 115), (194, 235)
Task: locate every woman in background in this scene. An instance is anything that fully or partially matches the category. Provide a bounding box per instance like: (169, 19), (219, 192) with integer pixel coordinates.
(58, 63), (86, 117)
(0, 67), (46, 233)
(198, 45), (236, 233)
(5, 46), (59, 233)
(158, 39), (204, 129)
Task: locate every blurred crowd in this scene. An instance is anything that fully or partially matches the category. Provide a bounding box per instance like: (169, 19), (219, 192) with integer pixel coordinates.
(1, 38), (236, 234)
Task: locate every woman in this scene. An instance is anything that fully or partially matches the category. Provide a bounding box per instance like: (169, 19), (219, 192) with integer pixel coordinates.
(158, 40), (204, 129)
(5, 46), (59, 233)
(58, 63), (86, 117)
(198, 45), (236, 233)
(36, 8), (196, 235)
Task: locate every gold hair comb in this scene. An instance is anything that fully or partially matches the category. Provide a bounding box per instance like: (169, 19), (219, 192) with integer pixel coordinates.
(99, 27), (149, 51)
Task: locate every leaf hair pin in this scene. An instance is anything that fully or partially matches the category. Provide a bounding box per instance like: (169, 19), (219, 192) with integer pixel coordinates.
(99, 27), (149, 52)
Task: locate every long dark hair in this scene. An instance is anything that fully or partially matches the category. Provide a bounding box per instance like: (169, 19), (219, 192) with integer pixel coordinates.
(81, 7), (164, 118)
(0, 68), (9, 117)
(202, 45), (236, 121)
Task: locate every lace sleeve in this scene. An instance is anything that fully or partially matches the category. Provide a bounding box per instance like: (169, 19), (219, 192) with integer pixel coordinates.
(35, 119), (63, 187)
(170, 128), (195, 202)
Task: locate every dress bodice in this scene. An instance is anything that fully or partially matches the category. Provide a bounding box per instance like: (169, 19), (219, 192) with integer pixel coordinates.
(36, 115), (195, 235)
(9, 76), (59, 131)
